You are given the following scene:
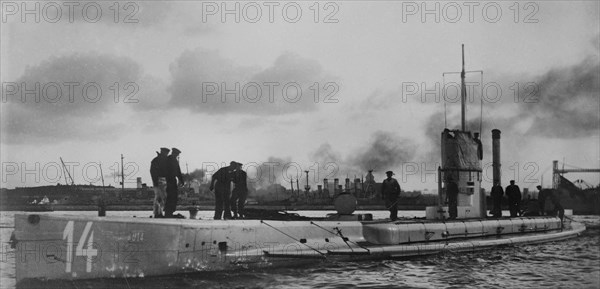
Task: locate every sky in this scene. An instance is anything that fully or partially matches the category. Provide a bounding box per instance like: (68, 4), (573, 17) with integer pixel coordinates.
(1, 0), (599, 193)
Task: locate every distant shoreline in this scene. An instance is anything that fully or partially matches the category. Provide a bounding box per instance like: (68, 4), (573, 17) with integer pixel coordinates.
(0, 204), (427, 212)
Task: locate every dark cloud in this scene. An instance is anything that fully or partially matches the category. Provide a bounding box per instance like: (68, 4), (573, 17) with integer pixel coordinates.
(350, 131), (417, 171)
(521, 57), (599, 138)
(168, 49), (333, 115)
(247, 156), (295, 190)
(242, 131), (417, 189)
(310, 143), (342, 165)
(1, 53), (142, 144)
(308, 132), (417, 181)
(421, 55), (599, 148)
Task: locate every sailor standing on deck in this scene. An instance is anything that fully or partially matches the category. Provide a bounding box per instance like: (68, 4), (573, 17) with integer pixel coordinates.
(210, 162), (236, 220)
(230, 162), (248, 219)
(150, 147), (170, 218)
(165, 148), (184, 218)
(490, 181), (504, 218)
(381, 171), (401, 221)
(445, 175), (459, 220)
(505, 180), (522, 217)
(474, 132), (483, 160)
(537, 185), (553, 216)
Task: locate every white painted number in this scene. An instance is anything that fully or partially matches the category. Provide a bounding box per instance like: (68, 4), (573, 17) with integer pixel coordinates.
(63, 221), (74, 273)
(62, 221), (97, 273)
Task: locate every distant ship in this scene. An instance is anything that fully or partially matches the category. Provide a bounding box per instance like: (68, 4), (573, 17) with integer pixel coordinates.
(553, 166), (600, 215)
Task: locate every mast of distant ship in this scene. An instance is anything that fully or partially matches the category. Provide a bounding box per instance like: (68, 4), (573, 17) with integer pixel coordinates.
(60, 157), (75, 185)
(120, 154), (125, 194)
(461, 44), (467, 132)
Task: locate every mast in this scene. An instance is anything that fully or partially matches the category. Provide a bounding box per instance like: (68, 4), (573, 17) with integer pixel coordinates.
(98, 163), (106, 216)
(120, 154), (125, 193)
(60, 157), (74, 185)
(461, 44), (466, 132)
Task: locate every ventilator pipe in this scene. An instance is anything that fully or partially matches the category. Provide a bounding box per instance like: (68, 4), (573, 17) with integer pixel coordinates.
(492, 129), (501, 186)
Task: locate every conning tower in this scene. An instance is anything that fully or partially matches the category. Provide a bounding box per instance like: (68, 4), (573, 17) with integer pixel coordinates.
(426, 45), (486, 220)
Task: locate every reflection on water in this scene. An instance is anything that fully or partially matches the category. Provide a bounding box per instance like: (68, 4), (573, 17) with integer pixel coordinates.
(1, 211), (599, 289)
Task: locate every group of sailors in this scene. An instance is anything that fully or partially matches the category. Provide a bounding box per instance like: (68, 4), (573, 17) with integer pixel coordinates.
(150, 148), (248, 219)
(149, 148), (185, 218)
(490, 180), (564, 220)
(382, 171), (565, 221)
(209, 161), (248, 219)
(150, 151), (563, 221)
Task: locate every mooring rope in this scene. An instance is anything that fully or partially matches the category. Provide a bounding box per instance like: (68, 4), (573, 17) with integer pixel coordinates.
(260, 220), (327, 257)
(309, 221), (370, 253)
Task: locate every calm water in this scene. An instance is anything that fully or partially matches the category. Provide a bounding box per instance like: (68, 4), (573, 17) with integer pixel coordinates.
(1, 211), (599, 289)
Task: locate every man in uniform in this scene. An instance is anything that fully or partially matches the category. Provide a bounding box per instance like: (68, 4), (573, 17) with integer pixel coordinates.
(445, 175), (459, 220)
(165, 148), (184, 218)
(381, 171), (401, 221)
(150, 147), (170, 218)
(505, 180), (522, 217)
(537, 185), (553, 216)
(210, 161), (236, 220)
(490, 181), (504, 218)
(474, 132), (483, 160)
(230, 162), (248, 219)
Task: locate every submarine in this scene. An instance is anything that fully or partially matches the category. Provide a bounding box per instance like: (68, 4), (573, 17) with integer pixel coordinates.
(10, 46), (586, 285)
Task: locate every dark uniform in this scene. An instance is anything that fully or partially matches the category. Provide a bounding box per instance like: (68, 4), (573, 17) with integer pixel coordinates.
(446, 179), (459, 220)
(165, 148), (183, 217)
(505, 180), (521, 217)
(150, 148), (170, 217)
(538, 187), (553, 216)
(490, 183), (504, 218)
(230, 166), (248, 219)
(381, 171), (401, 221)
(550, 192), (565, 221)
(210, 164), (234, 220)
(474, 133), (483, 160)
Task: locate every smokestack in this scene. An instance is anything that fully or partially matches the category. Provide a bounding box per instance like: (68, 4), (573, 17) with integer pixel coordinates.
(334, 178), (339, 194)
(492, 129), (501, 186)
(317, 185), (322, 197)
(136, 177), (142, 189)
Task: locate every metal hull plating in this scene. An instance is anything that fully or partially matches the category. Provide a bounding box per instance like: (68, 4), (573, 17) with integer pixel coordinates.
(12, 213), (585, 284)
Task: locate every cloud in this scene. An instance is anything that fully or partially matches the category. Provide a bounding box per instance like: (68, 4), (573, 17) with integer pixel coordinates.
(420, 54), (599, 150)
(247, 156), (294, 189)
(350, 131), (417, 171)
(1, 52), (143, 144)
(168, 49), (333, 115)
(308, 132), (418, 180)
(520, 57), (599, 138)
(26, 1), (175, 27)
(131, 75), (171, 111)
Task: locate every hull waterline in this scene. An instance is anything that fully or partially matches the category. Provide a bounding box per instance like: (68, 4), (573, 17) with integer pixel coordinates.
(12, 213), (585, 285)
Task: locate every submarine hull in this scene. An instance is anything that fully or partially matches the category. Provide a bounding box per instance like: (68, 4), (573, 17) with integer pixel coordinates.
(12, 213), (585, 285)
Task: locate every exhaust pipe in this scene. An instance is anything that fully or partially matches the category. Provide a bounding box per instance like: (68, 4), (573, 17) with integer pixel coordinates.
(492, 129), (501, 186)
